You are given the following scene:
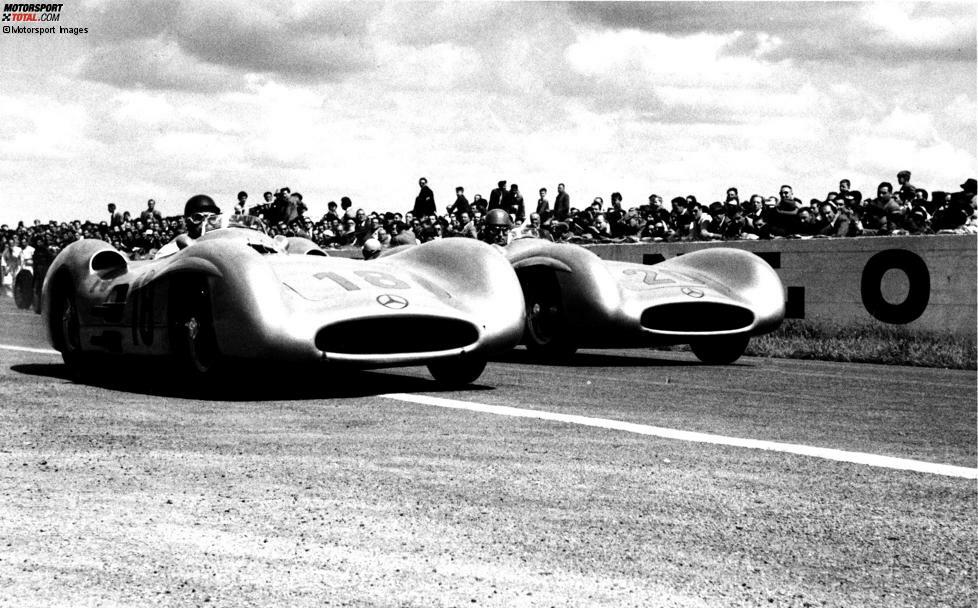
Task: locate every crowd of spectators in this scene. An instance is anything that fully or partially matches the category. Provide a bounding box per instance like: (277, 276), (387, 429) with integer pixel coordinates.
(2, 171), (976, 297)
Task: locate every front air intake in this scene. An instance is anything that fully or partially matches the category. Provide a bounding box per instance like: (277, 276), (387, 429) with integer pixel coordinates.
(316, 316), (480, 355)
(641, 303), (755, 333)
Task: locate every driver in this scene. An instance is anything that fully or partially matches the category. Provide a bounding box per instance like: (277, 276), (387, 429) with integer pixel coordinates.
(155, 194), (222, 258)
(482, 208), (515, 247)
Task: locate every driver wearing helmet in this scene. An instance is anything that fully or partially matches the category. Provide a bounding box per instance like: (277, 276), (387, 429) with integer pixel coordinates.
(482, 208), (515, 247)
(361, 237), (382, 260)
(155, 194), (222, 258)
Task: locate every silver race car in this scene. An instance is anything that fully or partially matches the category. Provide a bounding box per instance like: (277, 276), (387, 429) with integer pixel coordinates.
(504, 238), (785, 363)
(42, 215), (525, 385)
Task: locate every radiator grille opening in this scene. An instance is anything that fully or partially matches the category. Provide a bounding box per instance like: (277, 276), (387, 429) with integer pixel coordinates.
(641, 303), (755, 333)
(316, 316), (479, 355)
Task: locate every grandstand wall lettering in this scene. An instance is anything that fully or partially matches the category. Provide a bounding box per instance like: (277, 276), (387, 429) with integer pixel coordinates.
(583, 234), (977, 337)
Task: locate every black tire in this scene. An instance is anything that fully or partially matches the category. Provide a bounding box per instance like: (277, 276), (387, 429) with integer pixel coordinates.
(49, 282), (89, 377)
(13, 270), (33, 310)
(690, 335), (750, 365)
(519, 270), (577, 358)
(169, 278), (221, 378)
(427, 356), (487, 386)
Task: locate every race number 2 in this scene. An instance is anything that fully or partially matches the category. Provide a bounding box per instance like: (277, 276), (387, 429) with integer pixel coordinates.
(314, 270), (410, 291)
(860, 249), (930, 324)
(622, 268), (674, 287)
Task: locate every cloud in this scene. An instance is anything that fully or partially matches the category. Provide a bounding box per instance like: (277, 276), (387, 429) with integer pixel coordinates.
(75, 0), (380, 91)
(571, 1), (976, 62)
(0, 1), (973, 225)
(77, 39), (239, 92)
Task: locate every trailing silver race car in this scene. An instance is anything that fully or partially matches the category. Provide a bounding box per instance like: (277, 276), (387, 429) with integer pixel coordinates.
(504, 238), (785, 364)
(42, 215), (525, 385)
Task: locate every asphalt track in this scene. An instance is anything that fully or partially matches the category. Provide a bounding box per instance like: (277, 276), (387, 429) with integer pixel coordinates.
(0, 297), (975, 607)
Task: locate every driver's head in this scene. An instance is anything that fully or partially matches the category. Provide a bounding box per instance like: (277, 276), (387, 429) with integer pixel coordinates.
(184, 194), (221, 238)
(485, 208), (512, 245)
(362, 238), (382, 260)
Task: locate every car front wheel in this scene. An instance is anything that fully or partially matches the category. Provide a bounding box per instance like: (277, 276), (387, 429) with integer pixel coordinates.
(427, 356), (487, 386)
(50, 284), (89, 376)
(690, 335), (750, 365)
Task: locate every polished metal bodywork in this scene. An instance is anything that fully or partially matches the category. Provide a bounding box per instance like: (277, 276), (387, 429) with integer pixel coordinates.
(42, 224), (525, 371)
(504, 238), (785, 349)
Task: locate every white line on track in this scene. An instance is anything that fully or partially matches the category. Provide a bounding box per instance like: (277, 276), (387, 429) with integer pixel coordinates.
(382, 392), (978, 480)
(0, 344), (59, 355)
(4, 343), (973, 479)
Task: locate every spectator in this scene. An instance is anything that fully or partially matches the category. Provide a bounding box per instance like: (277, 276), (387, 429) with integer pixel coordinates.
(448, 186), (471, 218)
(764, 185), (802, 237)
(536, 188), (550, 221)
(140, 199), (162, 223)
(413, 177), (436, 218)
(234, 191), (248, 215)
(717, 202), (751, 240)
(323, 201), (340, 223)
(390, 221), (418, 247)
(607, 193), (625, 237)
(863, 182), (902, 231)
(817, 200), (860, 237)
(668, 196), (688, 232)
(488, 180), (507, 211)
(896, 170), (916, 201)
(690, 202), (721, 240)
(341, 196), (355, 221)
(504, 184), (525, 222)
(31, 233), (55, 312)
(471, 194), (487, 216)
(108, 203), (124, 228)
(932, 178), (976, 232)
(838, 178), (862, 204)
(455, 211), (478, 239)
(553, 183), (570, 221)
(725, 187), (740, 205)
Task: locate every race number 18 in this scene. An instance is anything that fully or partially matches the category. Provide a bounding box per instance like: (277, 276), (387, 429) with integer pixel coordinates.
(314, 270), (410, 291)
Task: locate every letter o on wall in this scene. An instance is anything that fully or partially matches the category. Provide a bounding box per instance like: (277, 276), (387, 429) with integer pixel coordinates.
(860, 249), (930, 324)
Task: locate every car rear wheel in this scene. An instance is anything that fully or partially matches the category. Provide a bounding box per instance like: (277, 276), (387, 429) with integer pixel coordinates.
(427, 355), (487, 386)
(170, 278), (221, 378)
(690, 335), (750, 365)
(13, 270), (33, 310)
(519, 270), (577, 358)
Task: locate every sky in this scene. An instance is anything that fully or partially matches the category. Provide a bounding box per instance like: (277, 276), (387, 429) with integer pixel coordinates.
(0, 1), (975, 224)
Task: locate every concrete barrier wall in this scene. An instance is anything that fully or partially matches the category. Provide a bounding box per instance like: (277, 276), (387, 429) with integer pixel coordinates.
(586, 235), (977, 336)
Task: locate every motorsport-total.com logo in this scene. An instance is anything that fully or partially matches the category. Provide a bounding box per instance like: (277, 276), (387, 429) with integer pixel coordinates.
(2, 3), (88, 35)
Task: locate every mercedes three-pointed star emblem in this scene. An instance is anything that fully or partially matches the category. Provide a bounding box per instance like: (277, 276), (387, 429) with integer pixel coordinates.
(376, 294), (409, 309)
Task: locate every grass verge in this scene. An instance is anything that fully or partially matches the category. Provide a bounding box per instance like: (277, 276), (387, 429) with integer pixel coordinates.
(744, 319), (977, 370)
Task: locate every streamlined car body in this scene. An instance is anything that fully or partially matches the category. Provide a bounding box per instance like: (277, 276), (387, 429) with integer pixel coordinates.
(42, 215), (525, 384)
(504, 238), (785, 363)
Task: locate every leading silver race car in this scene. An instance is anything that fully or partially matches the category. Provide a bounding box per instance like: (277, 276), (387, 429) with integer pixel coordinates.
(42, 215), (525, 385)
(504, 238), (785, 363)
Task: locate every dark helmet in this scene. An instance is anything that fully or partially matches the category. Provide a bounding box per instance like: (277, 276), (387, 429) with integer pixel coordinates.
(485, 208), (512, 228)
(184, 194), (220, 217)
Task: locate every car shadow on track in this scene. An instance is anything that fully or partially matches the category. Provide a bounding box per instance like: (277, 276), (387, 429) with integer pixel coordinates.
(493, 347), (701, 368)
(10, 362), (493, 402)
